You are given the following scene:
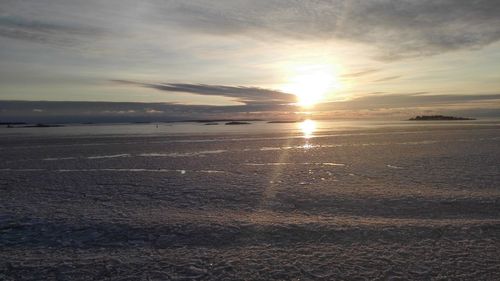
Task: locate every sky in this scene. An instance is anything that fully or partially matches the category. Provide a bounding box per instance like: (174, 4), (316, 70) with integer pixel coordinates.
(1, 0), (500, 122)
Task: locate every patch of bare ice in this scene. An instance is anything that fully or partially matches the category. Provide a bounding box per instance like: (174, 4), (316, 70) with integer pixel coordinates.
(138, 150), (227, 157)
(259, 147), (282, 151)
(56, 169), (224, 174)
(245, 162), (345, 166)
(87, 154), (130, 159)
(322, 163), (346, 166)
(43, 157), (77, 161)
(0, 168), (45, 172)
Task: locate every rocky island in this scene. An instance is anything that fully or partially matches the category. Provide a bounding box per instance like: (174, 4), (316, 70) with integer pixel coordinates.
(409, 115), (475, 121)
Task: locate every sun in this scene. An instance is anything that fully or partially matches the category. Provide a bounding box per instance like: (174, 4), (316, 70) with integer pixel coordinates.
(281, 64), (341, 107)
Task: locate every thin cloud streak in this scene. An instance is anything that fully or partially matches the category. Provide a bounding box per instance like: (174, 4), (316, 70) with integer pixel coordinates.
(341, 69), (381, 78)
(373, 76), (401, 83)
(319, 93), (500, 110)
(0, 15), (103, 47)
(155, 0), (500, 60)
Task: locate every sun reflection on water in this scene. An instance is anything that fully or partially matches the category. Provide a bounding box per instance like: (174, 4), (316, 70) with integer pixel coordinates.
(299, 119), (316, 139)
(299, 120), (316, 149)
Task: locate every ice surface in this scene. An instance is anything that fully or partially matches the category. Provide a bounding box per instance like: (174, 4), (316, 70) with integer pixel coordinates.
(1, 122), (500, 280)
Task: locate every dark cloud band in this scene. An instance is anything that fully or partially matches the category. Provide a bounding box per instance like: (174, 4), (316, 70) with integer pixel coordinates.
(1, 93), (499, 122)
(112, 80), (296, 105)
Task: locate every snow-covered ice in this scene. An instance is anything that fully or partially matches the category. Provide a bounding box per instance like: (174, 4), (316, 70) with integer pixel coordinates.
(1, 121), (500, 280)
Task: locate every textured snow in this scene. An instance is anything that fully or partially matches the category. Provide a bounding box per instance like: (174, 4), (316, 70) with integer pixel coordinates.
(1, 123), (500, 280)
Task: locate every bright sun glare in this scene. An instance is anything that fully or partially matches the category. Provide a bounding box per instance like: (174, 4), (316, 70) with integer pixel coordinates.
(282, 64), (341, 107)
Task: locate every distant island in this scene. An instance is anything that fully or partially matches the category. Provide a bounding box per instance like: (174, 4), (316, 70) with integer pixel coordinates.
(3, 123), (64, 128)
(25, 123), (65, 128)
(0, 122), (27, 125)
(409, 115), (475, 121)
(225, 121), (251, 125)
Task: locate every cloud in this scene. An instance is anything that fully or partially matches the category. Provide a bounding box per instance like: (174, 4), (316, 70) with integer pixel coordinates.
(2, 1), (500, 60)
(341, 69), (381, 78)
(373, 76), (401, 82)
(318, 92), (500, 110)
(112, 80), (296, 105)
(111, 78), (500, 115)
(1, 0), (498, 122)
(2, 93), (499, 123)
(157, 0), (500, 60)
(0, 15), (102, 46)
(0, 100), (296, 123)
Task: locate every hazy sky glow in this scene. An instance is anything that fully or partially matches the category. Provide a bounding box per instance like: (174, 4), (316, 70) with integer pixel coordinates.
(1, 0), (500, 121)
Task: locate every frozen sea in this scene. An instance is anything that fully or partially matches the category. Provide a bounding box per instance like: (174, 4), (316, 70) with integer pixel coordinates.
(1, 119), (500, 280)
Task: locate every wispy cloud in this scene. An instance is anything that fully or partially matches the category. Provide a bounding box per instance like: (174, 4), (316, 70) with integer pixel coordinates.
(2, 1), (500, 60)
(156, 0), (500, 60)
(319, 93), (500, 110)
(341, 69), (381, 78)
(0, 16), (102, 46)
(373, 76), (401, 83)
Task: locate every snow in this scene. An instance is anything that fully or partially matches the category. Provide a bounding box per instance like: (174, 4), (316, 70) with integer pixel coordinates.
(1, 123), (499, 280)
